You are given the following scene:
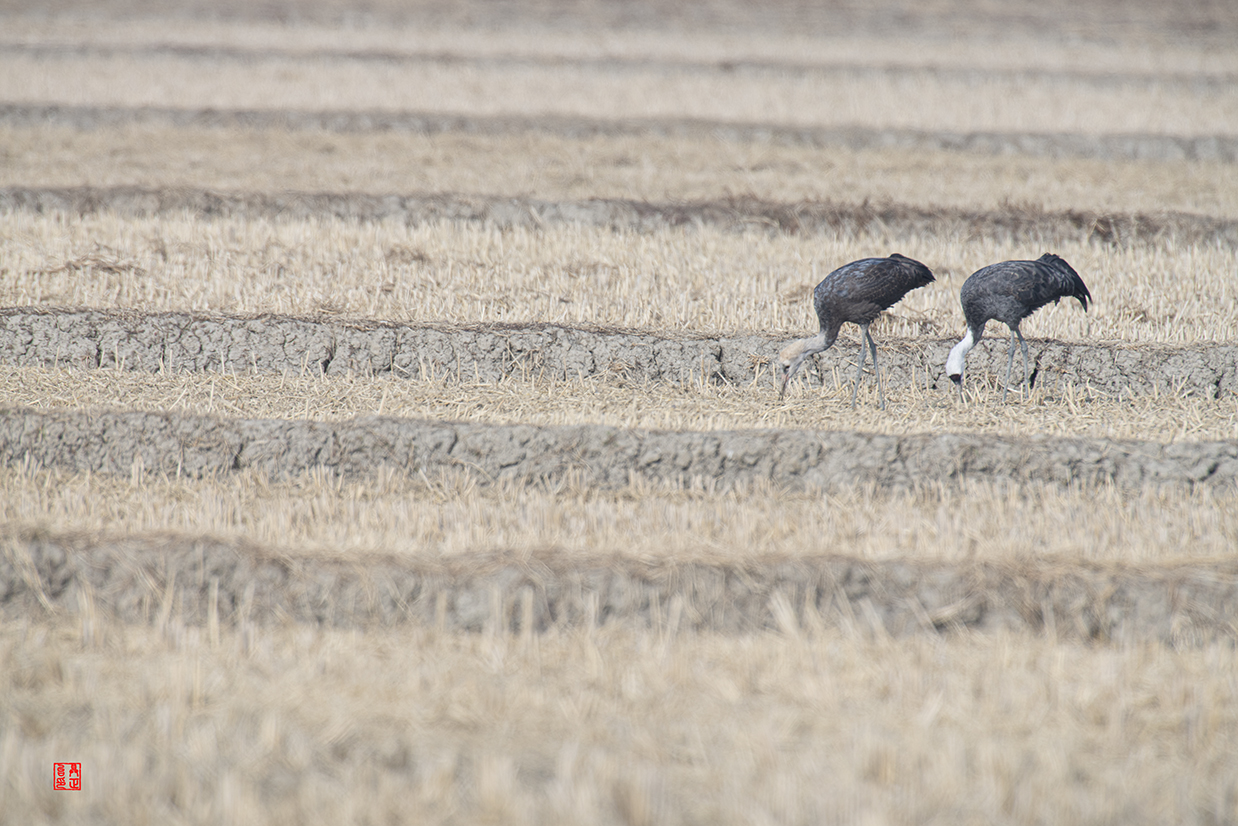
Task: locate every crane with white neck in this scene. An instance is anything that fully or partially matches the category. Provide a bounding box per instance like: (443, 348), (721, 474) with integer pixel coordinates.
(946, 253), (1092, 401)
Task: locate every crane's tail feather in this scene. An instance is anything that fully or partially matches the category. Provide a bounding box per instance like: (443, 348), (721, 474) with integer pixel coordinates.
(1038, 252), (1092, 311)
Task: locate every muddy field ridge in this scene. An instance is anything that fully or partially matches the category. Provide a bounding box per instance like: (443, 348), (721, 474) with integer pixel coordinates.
(3, 307), (1235, 399)
(4, 529), (1236, 644)
(4, 408), (1236, 491)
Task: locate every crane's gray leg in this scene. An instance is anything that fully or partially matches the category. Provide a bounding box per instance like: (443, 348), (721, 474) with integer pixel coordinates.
(1016, 328), (1030, 397)
(851, 329), (868, 410)
(865, 327), (885, 410)
(1002, 330), (1018, 402)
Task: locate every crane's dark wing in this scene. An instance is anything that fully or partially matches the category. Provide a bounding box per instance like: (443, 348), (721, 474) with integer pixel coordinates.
(814, 254), (935, 325)
(1035, 253), (1092, 311)
(961, 255), (1090, 326)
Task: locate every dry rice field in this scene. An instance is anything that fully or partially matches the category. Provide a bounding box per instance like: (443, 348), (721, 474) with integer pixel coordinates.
(3, 0), (1238, 823)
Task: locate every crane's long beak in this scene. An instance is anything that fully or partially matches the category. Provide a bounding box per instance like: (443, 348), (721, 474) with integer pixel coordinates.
(778, 366), (790, 398)
(949, 373), (963, 402)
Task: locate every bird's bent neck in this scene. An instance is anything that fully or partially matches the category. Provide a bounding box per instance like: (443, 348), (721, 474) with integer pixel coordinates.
(946, 329), (975, 378)
(803, 330), (831, 356)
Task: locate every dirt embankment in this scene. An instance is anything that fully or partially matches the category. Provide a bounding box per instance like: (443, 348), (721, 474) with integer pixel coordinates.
(3, 308), (1235, 399)
(4, 530), (1235, 644)
(4, 104), (1238, 165)
(3, 408), (1236, 490)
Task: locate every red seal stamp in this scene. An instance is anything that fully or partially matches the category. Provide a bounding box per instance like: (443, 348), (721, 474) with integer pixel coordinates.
(53, 763), (81, 791)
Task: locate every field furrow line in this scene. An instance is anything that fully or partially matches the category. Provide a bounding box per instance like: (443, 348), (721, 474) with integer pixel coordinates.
(4, 308), (1234, 398)
(4, 530), (1235, 643)
(4, 408), (1236, 490)
(4, 185), (1236, 248)
(4, 104), (1236, 163)
(6, 41), (1236, 91)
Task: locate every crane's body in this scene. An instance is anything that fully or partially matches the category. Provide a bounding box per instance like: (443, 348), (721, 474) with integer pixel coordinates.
(946, 253), (1092, 401)
(778, 253), (935, 408)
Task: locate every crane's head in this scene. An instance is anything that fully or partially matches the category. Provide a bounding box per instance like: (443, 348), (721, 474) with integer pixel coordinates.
(777, 334), (833, 398)
(777, 339), (811, 398)
(947, 370), (964, 402)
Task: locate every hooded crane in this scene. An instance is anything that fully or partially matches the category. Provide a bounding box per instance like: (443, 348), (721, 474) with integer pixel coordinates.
(945, 253), (1091, 401)
(778, 253), (935, 409)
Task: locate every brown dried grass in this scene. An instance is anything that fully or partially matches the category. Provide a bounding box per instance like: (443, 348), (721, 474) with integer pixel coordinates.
(3, 614), (1236, 825)
(5, 214), (1237, 344)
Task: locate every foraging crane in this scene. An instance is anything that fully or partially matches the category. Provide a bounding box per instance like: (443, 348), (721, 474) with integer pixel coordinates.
(945, 253), (1092, 401)
(777, 253), (935, 409)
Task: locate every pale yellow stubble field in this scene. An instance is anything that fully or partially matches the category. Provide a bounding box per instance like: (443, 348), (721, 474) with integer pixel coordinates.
(5, 50), (1237, 137)
(6, 215), (1237, 344)
(4, 5), (1238, 139)
(8, 352), (1237, 573)
(5, 6), (1235, 223)
(5, 126), (1238, 218)
(5, 10), (1238, 825)
(9, 362), (1238, 442)
(7, 15), (1238, 75)
(3, 615), (1236, 825)
(5, 454), (1237, 566)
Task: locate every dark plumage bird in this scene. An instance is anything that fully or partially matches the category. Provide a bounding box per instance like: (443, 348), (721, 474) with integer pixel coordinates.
(946, 253), (1092, 401)
(778, 253), (935, 409)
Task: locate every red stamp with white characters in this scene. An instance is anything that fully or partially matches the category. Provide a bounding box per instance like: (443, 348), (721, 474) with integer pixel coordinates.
(53, 763), (81, 791)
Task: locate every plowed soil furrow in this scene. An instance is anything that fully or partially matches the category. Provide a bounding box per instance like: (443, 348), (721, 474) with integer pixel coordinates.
(6, 42), (1234, 91)
(3, 104), (1236, 163)
(3, 185), (1235, 248)
(4, 409), (1236, 490)
(4, 531), (1235, 643)
(4, 308), (1234, 399)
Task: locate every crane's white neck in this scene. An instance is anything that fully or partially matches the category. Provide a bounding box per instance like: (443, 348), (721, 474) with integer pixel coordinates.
(946, 330), (975, 379)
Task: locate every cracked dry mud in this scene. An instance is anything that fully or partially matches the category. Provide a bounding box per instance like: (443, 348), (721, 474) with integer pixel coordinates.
(4, 409), (1237, 490)
(4, 312), (1236, 639)
(4, 98), (1236, 646)
(3, 308), (1235, 398)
